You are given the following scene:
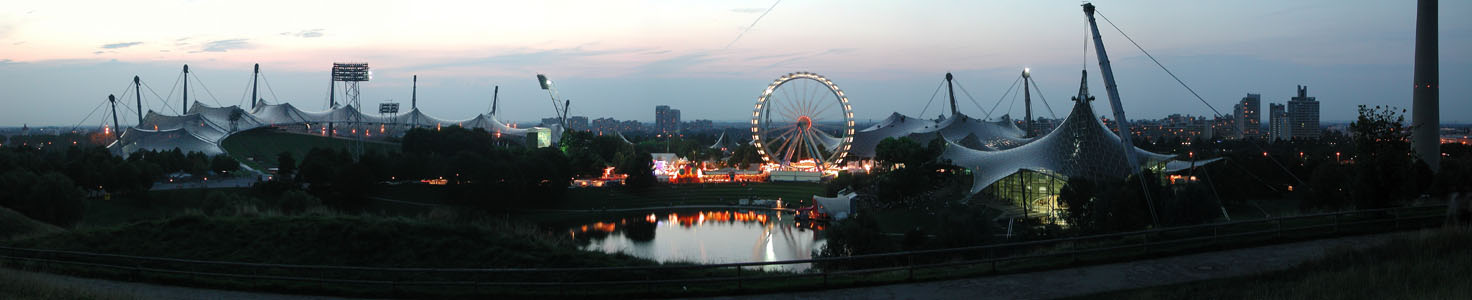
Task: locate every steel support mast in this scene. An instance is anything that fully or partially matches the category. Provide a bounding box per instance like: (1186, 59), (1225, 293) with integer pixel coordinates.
(108, 94), (120, 140)
(251, 64), (260, 109)
(945, 72), (958, 117)
(1023, 68), (1033, 137)
(133, 76), (143, 124)
(1084, 3), (1157, 225)
(182, 65), (189, 113)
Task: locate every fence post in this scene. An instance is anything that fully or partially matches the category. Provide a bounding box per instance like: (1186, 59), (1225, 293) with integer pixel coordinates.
(735, 265), (743, 291)
(1333, 213), (1339, 234)
(1274, 219), (1282, 240)
(1391, 210), (1400, 230)
(1212, 226), (1220, 249)
(1142, 233), (1150, 256)
(907, 253), (915, 281)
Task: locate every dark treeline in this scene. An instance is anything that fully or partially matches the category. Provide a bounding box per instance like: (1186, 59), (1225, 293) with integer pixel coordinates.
(281, 127), (660, 210)
(0, 145), (241, 227)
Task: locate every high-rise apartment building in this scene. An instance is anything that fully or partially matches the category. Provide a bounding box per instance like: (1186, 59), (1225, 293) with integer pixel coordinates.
(1268, 103), (1289, 141)
(1288, 85), (1320, 139)
(1235, 93), (1261, 139)
(655, 105), (681, 134)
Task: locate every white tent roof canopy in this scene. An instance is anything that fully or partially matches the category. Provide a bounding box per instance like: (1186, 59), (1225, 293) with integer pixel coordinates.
(109, 101), (548, 156)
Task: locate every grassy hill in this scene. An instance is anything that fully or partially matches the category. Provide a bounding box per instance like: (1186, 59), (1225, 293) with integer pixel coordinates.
(0, 207), (62, 241)
(8, 213), (655, 269)
(219, 128), (398, 170)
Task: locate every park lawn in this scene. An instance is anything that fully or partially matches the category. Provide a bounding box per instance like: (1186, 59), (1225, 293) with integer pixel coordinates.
(80, 188), (249, 227)
(81, 187), (433, 228)
(0, 207), (62, 241)
(1078, 228), (1472, 299)
(219, 128), (398, 170)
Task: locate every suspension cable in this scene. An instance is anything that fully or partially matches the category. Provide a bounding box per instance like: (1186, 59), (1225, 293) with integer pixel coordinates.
(917, 79), (945, 119)
(188, 71), (226, 107)
(260, 72), (282, 106)
(984, 75), (1022, 120)
(161, 72), (183, 114)
(951, 79), (990, 118)
(1095, 10), (1306, 187)
(142, 82), (178, 115)
(70, 100), (107, 132)
(1028, 77), (1059, 119)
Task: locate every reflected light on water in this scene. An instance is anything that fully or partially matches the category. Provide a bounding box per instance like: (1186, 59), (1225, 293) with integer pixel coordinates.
(571, 210), (825, 271)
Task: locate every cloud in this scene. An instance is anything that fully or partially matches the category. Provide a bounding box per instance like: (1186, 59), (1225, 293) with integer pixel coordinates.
(100, 41), (143, 49)
(92, 51), (103, 55)
(731, 8), (767, 14)
(197, 39), (251, 52)
(765, 48), (855, 67)
(281, 29), (325, 38)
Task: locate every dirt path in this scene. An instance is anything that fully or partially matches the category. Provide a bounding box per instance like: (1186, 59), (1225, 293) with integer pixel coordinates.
(711, 231), (1411, 300)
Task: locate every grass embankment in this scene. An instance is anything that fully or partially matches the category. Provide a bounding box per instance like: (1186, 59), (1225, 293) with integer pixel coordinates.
(11, 214), (650, 269)
(1083, 228), (1472, 299)
(0, 207), (62, 241)
(219, 128), (398, 170)
(2, 213), (758, 297)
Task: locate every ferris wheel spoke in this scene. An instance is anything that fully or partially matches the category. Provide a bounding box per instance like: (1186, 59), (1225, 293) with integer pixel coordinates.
(777, 96), (802, 121)
(804, 128), (825, 162)
(812, 98), (840, 118)
(803, 80), (823, 116)
(775, 105), (798, 121)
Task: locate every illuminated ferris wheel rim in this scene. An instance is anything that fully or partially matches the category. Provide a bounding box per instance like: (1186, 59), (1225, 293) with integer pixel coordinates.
(749, 72), (855, 168)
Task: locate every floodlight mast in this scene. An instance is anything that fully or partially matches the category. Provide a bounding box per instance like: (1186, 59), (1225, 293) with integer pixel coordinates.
(537, 74), (568, 129)
(1023, 68), (1033, 137)
(331, 62), (370, 160)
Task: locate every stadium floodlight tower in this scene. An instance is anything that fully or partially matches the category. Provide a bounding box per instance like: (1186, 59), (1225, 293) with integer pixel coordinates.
(536, 74), (568, 129)
(332, 62), (370, 159)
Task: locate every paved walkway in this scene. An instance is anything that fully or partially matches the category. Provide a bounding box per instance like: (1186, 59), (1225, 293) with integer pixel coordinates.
(713, 231), (1411, 300)
(0, 267), (353, 300)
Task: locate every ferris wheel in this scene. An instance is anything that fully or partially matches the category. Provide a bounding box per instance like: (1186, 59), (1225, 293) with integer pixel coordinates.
(750, 72), (855, 169)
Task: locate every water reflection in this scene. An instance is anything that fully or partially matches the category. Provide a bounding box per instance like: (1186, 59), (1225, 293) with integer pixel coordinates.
(570, 210), (825, 271)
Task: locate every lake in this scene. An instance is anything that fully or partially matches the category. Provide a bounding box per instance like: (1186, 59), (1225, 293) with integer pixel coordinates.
(570, 209), (827, 271)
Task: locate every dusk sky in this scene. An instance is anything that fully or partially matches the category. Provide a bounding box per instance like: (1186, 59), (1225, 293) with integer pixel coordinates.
(1, 0), (1467, 127)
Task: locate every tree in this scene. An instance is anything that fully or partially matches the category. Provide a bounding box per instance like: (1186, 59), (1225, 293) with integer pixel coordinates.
(617, 149), (656, 190)
(210, 155), (240, 175)
(1058, 177), (1100, 232)
(726, 143), (761, 169)
(874, 137), (927, 169)
(1348, 105), (1415, 209)
(276, 152), (296, 181)
(0, 171), (84, 227)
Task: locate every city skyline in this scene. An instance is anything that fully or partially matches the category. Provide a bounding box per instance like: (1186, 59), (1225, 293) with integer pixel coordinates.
(1, 0), (1469, 127)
